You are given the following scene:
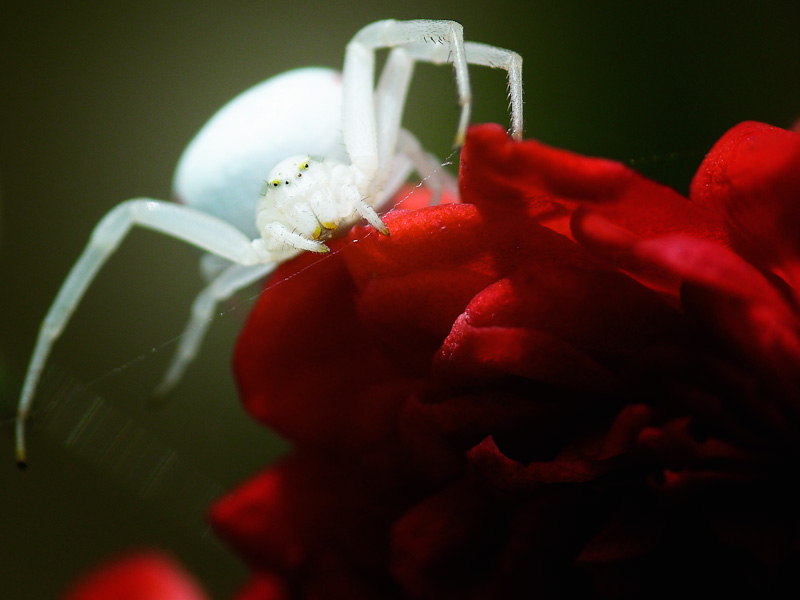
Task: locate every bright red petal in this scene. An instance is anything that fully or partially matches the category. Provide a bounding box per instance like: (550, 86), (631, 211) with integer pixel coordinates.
(461, 124), (729, 293)
(690, 121), (800, 278)
(62, 553), (207, 600)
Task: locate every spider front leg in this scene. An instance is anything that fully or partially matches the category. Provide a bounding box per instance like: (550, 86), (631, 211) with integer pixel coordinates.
(342, 19), (471, 183)
(152, 261), (279, 397)
(345, 20), (524, 200)
(15, 199), (272, 464)
(402, 40), (524, 140)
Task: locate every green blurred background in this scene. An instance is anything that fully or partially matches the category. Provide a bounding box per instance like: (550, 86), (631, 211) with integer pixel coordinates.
(0, 1), (798, 597)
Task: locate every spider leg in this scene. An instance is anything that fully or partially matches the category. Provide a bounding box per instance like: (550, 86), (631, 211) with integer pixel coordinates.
(400, 40), (524, 140)
(373, 47), (415, 191)
(153, 262), (277, 397)
(199, 253), (233, 283)
(343, 19), (470, 179)
(464, 42), (524, 140)
(368, 127), (457, 218)
(395, 128), (458, 206)
(16, 199), (269, 464)
(262, 221), (331, 253)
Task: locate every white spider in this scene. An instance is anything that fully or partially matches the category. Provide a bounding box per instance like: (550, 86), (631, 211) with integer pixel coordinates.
(15, 19), (523, 464)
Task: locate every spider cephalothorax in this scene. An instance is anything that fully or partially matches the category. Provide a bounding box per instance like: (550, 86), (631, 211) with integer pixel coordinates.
(256, 155), (388, 254)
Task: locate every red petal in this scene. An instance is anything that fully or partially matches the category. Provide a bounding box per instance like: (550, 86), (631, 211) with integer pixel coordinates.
(390, 481), (491, 598)
(437, 316), (617, 391)
(637, 417), (753, 469)
(576, 509), (662, 564)
(435, 262), (683, 388)
(468, 436), (605, 486)
(354, 267), (497, 374)
(236, 201), (589, 446)
(210, 453), (403, 574)
(461, 124), (726, 243)
(632, 235), (800, 399)
(634, 234), (789, 304)
(690, 121), (800, 275)
(233, 573), (287, 600)
(233, 245), (406, 448)
(461, 124), (729, 295)
(62, 553), (207, 600)
(460, 124), (634, 215)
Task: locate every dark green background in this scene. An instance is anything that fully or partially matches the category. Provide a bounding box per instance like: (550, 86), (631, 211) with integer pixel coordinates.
(1, 1), (798, 597)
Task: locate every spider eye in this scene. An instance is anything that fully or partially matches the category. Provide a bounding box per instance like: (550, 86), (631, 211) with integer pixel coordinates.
(272, 180), (280, 187)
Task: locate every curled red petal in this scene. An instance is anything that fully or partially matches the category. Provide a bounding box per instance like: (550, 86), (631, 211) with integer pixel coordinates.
(468, 436), (605, 486)
(460, 123), (635, 214)
(435, 258), (683, 390)
(690, 121), (800, 275)
(637, 417), (754, 470)
(436, 315), (617, 391)
(461, 124), (729, 295)
(461, 123), (726, 243)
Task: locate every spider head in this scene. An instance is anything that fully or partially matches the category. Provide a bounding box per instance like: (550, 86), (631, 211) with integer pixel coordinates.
(260, 155), (329, 212)
(264, 155), (315, 193)
(256, 155), (342, 252)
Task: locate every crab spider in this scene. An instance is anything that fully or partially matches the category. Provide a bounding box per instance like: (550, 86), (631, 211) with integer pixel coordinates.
(15, 19), (523, 464)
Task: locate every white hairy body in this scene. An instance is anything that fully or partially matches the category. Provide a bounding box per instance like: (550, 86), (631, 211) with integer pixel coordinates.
(15, 19), (523, 463)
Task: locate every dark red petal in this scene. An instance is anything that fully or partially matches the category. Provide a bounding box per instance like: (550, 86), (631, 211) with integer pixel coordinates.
(354, 268), (497, 374)
(632, 234), (800, 400)
(637, 417), (753, 470)
(690, 121), (800, 276)
(390, 481), (492, 598)
(683, 284), (800, 412)
(233, 573), (288, 600)
(210, 458), (307, 572)
(436, 315), (617, 391)
(435, 260), (683, 389)
(576, 508), (663, 564)
(466, 404), (650, 490)
(233, 244), (406, 449)
(579, 403), (654, 461)
(397, 391), (593, 482)
(649, 468), (755, 497)
(710, 513), (794, 567)
(468, 436), (604, 486)
(210, 453), (403, 574)
(62, 553), (207, 600)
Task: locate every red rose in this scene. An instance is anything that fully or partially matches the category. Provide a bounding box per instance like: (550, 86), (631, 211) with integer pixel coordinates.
(204, 120), (800, 598)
